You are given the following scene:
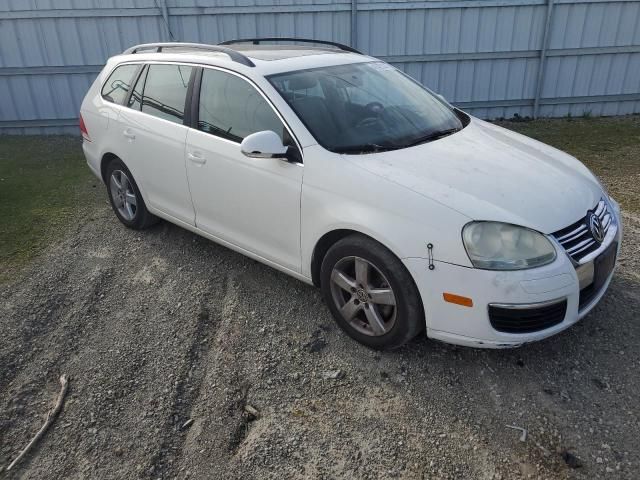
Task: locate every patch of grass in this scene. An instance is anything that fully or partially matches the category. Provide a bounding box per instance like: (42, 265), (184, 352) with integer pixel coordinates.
(497, 116), (640, 214)
(0, 136), (100, 282)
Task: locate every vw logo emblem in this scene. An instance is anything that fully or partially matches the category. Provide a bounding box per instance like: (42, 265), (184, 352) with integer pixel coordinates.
(589, 212), (605, 244)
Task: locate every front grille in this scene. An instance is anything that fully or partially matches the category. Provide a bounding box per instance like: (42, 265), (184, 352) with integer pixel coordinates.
(552, 199), (612, 263)
(489, 300), (567, 334)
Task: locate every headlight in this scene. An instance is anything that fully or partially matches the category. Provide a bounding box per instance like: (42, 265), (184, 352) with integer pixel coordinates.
(462, 222), (556, 270)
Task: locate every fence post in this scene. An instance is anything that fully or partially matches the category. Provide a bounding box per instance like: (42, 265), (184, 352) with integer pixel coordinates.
(351, 0), (358, 49)
(533, 0), (555, 119)
(159, 0), (175, 41)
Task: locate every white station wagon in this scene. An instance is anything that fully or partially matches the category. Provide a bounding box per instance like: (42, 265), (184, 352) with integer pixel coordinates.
(81, 38), (622, 349)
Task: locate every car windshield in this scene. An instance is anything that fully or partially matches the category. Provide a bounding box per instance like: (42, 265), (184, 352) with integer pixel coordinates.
(267, 61), (464, 154)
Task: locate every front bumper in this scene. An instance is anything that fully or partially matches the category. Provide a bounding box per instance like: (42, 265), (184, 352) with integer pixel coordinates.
(403, 201), (622, 349)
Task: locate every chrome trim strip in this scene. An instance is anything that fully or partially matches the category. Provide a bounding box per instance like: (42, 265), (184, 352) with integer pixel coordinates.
(576, 216), (618, 265)
(566, 237), (595, 254)
(552, 197), (619, 265)
(488, 297), (567, 310)
(567, 238), (596, 256)
(557, 224), (587, 244)
(576, 230), (617, 264)
(570, 241), (597, 257)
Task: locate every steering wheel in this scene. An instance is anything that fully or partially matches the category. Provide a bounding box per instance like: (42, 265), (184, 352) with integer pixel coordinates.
(364, 101), (384, 115)
(354, 102), (386, 130)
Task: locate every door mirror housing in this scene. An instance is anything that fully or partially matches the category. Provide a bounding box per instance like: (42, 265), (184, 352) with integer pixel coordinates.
(241, 131), (289, 159)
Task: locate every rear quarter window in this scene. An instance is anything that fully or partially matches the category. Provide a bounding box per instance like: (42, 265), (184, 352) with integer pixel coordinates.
(101, 64), (139, 104)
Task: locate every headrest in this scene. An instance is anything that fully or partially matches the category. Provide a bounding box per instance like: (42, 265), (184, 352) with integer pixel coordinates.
(287, 74), (318, 91)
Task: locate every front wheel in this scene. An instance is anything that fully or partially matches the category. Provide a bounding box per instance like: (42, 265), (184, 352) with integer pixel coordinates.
(320, 234), (425, 350)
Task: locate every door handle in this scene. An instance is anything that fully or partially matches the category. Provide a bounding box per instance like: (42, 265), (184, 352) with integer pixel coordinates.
(123, 129), (136, 140)
(187, 151), (206, 165)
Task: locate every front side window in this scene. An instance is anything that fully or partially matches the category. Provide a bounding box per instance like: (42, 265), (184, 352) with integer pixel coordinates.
(268, 61), (464, 153)
(101, 64), (139, 104)
(198, 68), (286, 143)
(141, 64), (193, 124)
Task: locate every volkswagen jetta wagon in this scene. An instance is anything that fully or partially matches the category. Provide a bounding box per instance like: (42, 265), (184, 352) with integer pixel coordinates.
(80, 38), (622, 349)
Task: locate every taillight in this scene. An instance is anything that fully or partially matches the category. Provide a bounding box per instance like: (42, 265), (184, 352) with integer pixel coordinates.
(79, 113), (91, 142)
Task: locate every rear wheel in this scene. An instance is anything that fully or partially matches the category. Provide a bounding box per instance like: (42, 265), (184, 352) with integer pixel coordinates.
(105, 158), (158, 229)
(320, 234), (424, 349)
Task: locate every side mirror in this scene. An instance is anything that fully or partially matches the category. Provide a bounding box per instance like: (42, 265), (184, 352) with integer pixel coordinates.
(240, 131), (289, 159)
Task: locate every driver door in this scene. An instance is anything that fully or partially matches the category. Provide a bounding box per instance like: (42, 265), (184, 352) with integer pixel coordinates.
(185, 68), (303, 273)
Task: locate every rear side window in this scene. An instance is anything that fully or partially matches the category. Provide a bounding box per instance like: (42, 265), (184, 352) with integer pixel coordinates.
(198, 68), (285, 143)
(101, 64), (139, 104)
(141, 64), (193, 124)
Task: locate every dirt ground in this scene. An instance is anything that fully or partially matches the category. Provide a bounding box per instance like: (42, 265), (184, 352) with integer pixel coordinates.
(1, 120), (640, 479)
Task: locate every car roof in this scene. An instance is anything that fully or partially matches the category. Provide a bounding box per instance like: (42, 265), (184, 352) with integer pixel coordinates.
(111, 41), (375, 76)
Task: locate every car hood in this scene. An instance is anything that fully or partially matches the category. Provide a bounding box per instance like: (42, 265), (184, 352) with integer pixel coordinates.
(346, 117), (603, 234)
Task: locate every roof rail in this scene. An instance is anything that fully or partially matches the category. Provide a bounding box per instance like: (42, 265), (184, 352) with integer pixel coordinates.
(219, 38), (362, 55)
(122, 43), (255, 67)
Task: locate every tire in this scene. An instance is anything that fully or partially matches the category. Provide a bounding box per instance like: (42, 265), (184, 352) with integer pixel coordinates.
(320, 234), (425, 350)
(105, 158), (158, 230)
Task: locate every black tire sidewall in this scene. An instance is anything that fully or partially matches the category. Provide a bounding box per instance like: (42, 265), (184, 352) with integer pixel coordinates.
(105, 158), (152, 230)
(320, 235), (425, 350)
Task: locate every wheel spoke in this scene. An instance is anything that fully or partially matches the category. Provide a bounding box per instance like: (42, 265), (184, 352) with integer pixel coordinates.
(368, 288), (395, 306)
(125, 191), (137, 206)
(124, 201), (134, 220)
(354, 257), (369, 286)
(120, 172), (129, 191)
(364, 305), (386, 335)
(340, 297), (361, 320)
(331, 269), (356, 292)
(124, 201), (135, 220)
(110, 174), (121, 192)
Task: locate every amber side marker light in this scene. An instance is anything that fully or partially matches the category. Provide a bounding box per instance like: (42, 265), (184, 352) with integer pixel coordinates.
(443, 293), (474, 307)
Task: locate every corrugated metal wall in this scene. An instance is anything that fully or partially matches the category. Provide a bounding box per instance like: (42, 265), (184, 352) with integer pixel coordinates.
(1, 0), (639, 134)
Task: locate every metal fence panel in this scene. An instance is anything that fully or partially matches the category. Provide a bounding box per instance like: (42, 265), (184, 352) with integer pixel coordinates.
(1, 0), (639, 134)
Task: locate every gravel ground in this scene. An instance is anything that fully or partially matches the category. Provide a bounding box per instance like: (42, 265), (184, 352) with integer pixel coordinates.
(1, 191), (639, 479)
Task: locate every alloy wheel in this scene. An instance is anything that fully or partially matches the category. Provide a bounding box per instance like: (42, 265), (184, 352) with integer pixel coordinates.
(329, 256), (397, 336)
(109, 170), (137, 221)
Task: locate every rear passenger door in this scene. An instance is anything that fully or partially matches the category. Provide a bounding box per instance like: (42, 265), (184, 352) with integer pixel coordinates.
(117, 63), (196, 225)
(185, 67), (303, 273)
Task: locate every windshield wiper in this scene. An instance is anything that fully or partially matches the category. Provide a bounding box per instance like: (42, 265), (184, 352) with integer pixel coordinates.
(403, 127), (461, 148)
(334, 143), (401, 154)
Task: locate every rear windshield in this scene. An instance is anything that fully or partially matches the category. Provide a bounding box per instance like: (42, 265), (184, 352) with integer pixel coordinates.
(268, 62), (463, 154)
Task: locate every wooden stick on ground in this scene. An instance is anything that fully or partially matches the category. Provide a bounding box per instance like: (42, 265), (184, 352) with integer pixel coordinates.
(6, 374), (69, 472)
